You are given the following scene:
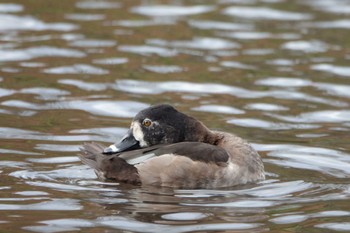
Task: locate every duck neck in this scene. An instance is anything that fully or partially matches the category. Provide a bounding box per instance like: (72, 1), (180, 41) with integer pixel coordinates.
(183, 119), (219, 145)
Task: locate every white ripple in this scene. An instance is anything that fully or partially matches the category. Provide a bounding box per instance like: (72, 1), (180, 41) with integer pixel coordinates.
(118, 45), (177, 57)
(97, 216), (260, 232)
(256, 77), (312, 87)
(93, 57), (128, 65)
(227, 118), (318, 130)
(58, 79), (108, 91)
(305, 20), (350, 29)
(114, 79), (347, 107)
(143, 65), (183, 73)
(192, 105), (245, 114)
(26, 181), (118, 192)
(269, 110), (350, 123)
(267, 149), (350, 178)
(148, 37), (240, 50)
(65, 100), (149, 118)
(219, 0), (257, 4)
(0, 14), (77, 31)
(15, 191), (49, 196)
(70, 127), (126, 135)
(65, 13), (105, 21)
(188, 20), (253, 30)
(312, 210), (350, 218)
(23, 218), (95, 232)
(20, 62), (45, 67)
(219, 31), (271, 40)
(69, 39), (116, 47)
(243, 49), (274, 55)
(257, 77), (350, 99)
(282, 40), (329, 53)
(0, 148), (41, 155)
(0, 199), (82, 211)
(10, 165), (96, 180)
(270, 215), (308, 224)
(131, 5), (215, 17)
(0, 46), (85, 62)
(223, 6), (312, 20)
(0, 3), (23, 12)
(114, 79), (259, 97)
(220, 61), (256, 69)
(27, 156), (80, 163)
(43, 64), (109, 75)
(235, 180), (314, 198)
(114, 19), (175, 27)
(20, 87), (70, 100)
(306, 0), (350, 14)
(245, 103), (288, 111)
(316, 222), (350, 231)
(311, 64), (350, 77)
(161, 212), (209, 221)
(315, 82), (350, 98)
(1, 99), (149, 118)
(76, 1), (121, 9)
(266, 59), (295, 66)
(0, 88), (15, 98)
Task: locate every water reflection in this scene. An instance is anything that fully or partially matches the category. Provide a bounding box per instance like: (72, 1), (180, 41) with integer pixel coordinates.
(316, 222), (350, 231)
(193, 104), (245, 114)
(76, 1), (121, 9)
(0, 199), (82, 211)
(114, 79), (347, 107)
(306, 19), (350, 29)
(65, 13), (105, 21)
(282, 40), (330, 53)
(143, 65), (184, 74)
(0, 46), (85, 62)
(2, 99), (148, 118)
(69, 39), (116, 47)
(305, 0), (350, 14)
(0, 14), (76, 31)
(147, 37), (240, 50)
(223, 6), (312, 20)
(0, 3), (23, 12)
(118, 45), (177, 57)
(43, 64), (109, 75)
(311, 63), (350, 77)
(131, 5), (215, 17)
(92, 57), (128, 65)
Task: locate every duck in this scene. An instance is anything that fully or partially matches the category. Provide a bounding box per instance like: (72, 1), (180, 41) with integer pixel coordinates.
(79, 104), (265, 188)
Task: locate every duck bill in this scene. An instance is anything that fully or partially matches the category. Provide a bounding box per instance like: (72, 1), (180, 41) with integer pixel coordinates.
(103, 130), (141, 154)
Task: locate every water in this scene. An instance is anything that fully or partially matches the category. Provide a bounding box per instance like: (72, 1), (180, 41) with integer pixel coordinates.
(0, 0), (349, 232)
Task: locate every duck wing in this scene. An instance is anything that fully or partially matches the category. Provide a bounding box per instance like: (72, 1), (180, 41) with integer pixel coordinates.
(154, 142), (229, 165)
(79, 142), (229, 168)
(119, 142), (229, 165)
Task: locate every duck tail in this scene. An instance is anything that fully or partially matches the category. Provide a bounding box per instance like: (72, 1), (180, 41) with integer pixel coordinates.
(79, 142), (105, 170)
(79, 142), (141, 185)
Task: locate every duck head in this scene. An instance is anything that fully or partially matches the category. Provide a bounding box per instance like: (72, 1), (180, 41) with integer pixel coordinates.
(103, 104), (203, 154)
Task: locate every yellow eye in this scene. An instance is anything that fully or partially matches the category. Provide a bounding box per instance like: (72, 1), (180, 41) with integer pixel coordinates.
(142, 119), (152, 127)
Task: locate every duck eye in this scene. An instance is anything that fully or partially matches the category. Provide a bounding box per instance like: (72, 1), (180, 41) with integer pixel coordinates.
(142, 119), (152, 127)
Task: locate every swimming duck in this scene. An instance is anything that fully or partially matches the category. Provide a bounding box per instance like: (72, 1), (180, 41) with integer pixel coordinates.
(79, 104), (265, 188)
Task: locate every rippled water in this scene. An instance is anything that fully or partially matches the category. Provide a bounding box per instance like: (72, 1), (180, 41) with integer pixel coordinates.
(0, 0), (349, 232)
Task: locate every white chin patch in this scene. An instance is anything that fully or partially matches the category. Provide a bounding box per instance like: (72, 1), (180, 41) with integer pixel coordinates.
(131, 121), (148, 147)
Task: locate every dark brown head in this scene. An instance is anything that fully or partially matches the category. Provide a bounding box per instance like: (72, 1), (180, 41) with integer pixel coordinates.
(103, 104), (210, 154)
